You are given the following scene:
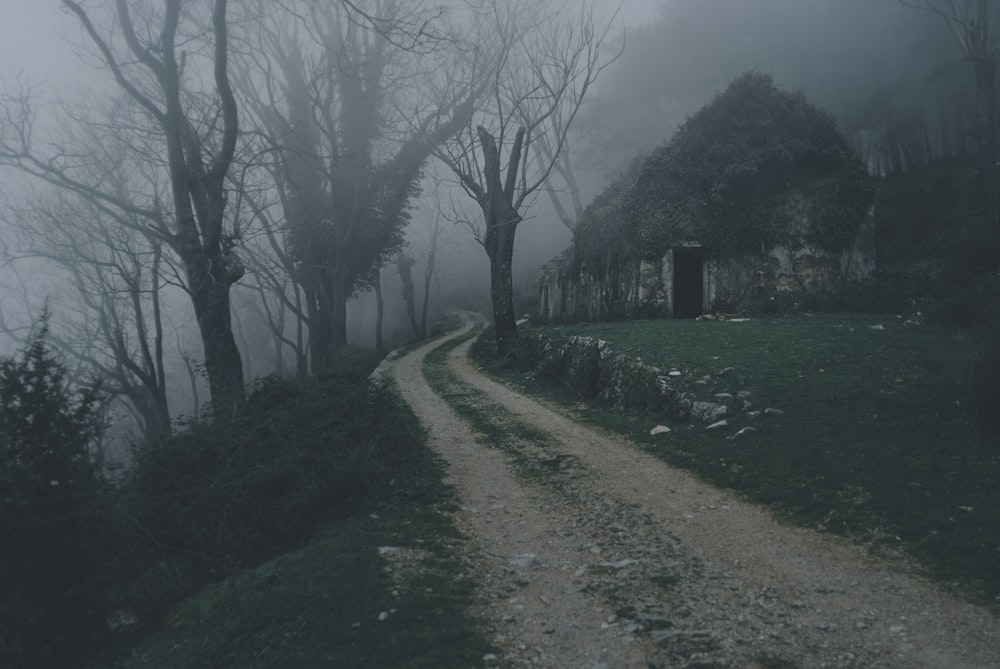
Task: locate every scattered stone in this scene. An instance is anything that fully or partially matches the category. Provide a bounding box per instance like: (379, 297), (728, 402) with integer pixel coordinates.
(889, 623), (908, 634)
(650, 425), (672, 436)
(869, 324), (885, 331)
(763, 408), (784, 416)
(598, 558), (640, 569)
(377, 611), (389, 621)
(706, 419), (729, 430)
(377, 546), (400, 556)
(668, 370), (682, 377)
(691, 401), (728, 423)
(746, 410), (761, 418)
(726, 427), (757, 440)
(510, 553), (539, 568)
(714, 392), (734, 399)
(650, 628), (712, 644)
(483, 653), (498, 663)
(634, 613), (674, 630)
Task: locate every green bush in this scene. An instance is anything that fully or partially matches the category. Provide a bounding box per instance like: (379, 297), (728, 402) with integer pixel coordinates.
(0, 325), (113, 669)
(120, 359), (422, 628)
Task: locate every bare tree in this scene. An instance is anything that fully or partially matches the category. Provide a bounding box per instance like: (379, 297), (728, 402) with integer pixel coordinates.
(0, 0), (246, 416)
(232, 0), (472, 371)
(0, 186), (172, 444)
(901, 0), (999, 228)
(433, 0), (619, 354)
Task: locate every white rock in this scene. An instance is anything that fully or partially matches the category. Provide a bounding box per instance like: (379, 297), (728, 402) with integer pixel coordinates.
(597, 558), (640, 569)
(706, 419), (729, 430)
(764, 408), (784, 416)
(869, 324), (885, 330)
(649, 425), (671, 436)
(727, 427), (758, 440)
(377, 611), (389, 621)
(510, 553), (539, 568)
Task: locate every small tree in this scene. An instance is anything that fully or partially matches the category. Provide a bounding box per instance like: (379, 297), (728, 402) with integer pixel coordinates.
(434, 0), (618, 354)
(901, 0), (1000, 229)
(0, 321), (110, 669)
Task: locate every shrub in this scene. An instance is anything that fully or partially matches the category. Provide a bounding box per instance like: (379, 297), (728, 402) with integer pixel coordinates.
(119, 356), (422, 628)
(0, 325), (113, 669)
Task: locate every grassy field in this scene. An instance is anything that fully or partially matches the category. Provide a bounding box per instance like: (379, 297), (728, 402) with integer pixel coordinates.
(478, 313), (1000, 609)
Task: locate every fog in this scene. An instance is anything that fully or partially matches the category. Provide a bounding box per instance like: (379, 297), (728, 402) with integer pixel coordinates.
(0, 0), (977, 445)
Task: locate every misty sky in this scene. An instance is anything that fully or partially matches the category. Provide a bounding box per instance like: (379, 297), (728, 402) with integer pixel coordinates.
(1, 1), (663, 87)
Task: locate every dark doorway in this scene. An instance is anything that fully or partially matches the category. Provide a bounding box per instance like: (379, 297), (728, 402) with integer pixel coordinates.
(673, 247), (704, 318)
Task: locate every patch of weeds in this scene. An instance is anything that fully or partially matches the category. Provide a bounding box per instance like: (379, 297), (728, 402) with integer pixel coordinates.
(474, 314), (1000, 610)
(423, 333), (586, 490)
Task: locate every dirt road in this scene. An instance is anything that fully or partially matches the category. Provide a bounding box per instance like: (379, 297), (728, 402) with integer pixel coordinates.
(390, 317), (999, 668)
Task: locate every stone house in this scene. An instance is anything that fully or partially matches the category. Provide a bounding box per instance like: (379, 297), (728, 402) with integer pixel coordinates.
(538, 72), (876, 322)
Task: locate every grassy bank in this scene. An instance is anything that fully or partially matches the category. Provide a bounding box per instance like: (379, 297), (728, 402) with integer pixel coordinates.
(476, 313), (1000, 609)
(103, 343), (492, 668)
(122, 492), (491, 669)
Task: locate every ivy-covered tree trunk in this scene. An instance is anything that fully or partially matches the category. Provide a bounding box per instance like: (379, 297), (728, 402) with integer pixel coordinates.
(396, 252), (421, 337)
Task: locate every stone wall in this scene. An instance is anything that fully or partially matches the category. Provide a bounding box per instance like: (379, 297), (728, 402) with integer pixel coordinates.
(538, 215), (875, 323)
(526, 333), (728, 424)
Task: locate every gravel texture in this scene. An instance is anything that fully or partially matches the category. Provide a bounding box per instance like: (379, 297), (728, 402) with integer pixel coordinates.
(391, 316), (999, 668)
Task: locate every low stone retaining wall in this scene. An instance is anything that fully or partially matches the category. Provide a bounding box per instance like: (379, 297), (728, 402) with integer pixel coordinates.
(525, 334), (728, 424)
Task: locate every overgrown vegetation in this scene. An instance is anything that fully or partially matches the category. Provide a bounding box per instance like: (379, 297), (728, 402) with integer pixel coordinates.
(476, 315), (1000, 609)
(1, 328), (490, 668)
(422, 328), (577, 487)
(624, 71), (873, 259)
(117, 349), (417, 629)
(0, 324), (113, 668)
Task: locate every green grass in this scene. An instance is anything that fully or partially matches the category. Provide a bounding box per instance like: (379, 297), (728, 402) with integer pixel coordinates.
(115, 389), (493, 669)
(422, 329), (584, 489)
(123, 503), (491, 669)
(480, 313), (1000, 609)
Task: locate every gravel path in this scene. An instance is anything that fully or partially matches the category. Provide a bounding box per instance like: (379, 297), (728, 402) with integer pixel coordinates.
(390, 316), (999, 668)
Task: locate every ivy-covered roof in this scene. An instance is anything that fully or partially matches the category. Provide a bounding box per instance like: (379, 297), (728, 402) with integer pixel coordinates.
(573, 72), (873, 266)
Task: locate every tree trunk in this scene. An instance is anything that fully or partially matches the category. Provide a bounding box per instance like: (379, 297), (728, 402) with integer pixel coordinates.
(396, 253), (420, 337)
(374, 269), (385, 350)
(193, 278), (245, 420)
(973, 55), (997, 230)
(484, 208), (520, 355)
(420, 247), (435, 338)
(331, 278), (349, 355)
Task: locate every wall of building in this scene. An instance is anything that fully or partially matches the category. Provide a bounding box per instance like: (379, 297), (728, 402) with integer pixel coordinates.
(538, 215), (875, 322)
